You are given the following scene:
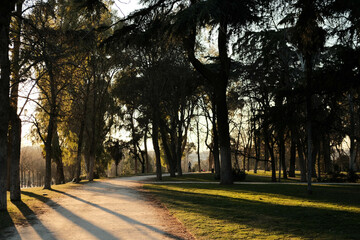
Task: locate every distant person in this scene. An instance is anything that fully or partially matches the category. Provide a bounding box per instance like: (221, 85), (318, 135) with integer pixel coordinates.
(188, 162), (191, 172)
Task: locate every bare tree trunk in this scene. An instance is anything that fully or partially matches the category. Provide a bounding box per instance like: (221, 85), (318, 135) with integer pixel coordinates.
(43, 61), (58, 190)
(289, 131), (296, 177)
(348, 91), (356, 172)
(196, 117), (201, 172)
(144, 125), (149, 173)
(0, 1), (13, 211)
(323, 134), (332, 173)
(10, 113), (21, 200)
(87, 83), (97, 181)
(212, 96), (220, 179)
(75, 81), (89, 183)
(52, 127), (65, 184)
(159, 120), (176, 177)
(152, 108), (162, 180)
(9, 1), (22, 201)
(279, 133), (287, 179)
(306, 55), (313, 194)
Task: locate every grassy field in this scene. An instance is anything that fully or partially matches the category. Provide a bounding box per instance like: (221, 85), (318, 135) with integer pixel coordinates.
(145, 174), (360, 239)
(159, 171), (302, 182)
(0, 181), (89, 231)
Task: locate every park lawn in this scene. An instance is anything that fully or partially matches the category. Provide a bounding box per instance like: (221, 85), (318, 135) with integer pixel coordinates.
(160, 171), (302, 183)
(0, 180), (91, 231)
(144, 183), (360, 239)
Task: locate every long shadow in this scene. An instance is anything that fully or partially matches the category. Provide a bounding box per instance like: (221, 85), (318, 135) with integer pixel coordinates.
(173, 183), (360, 213)
(0, 209), (20, 239)
(77, 181), (142, 201)
(9, 200), (57, 240)
(172, 183), (360, 208)
(22, 192), (120, 240)
(49, 189), (185, 240)
(147, 185), (360, 239)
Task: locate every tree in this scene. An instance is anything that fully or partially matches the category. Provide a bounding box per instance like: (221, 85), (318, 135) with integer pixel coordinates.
(0, 0), (16, 211)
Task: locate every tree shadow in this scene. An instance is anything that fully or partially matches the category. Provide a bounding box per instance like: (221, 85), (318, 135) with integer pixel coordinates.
(21, 191), (121, 240)
(148, 185), (360, 239)
(178, 183), (360, 208)
(21, 190), (185, 240)
(49, 189), (185, 239)
(0, 209), (19, 239)
(4, 200), (57, 240)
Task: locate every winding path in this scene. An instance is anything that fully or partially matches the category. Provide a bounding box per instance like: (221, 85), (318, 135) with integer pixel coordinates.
(1, 176), (194, 240)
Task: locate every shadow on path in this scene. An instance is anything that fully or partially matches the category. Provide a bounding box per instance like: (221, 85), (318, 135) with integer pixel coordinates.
(50, 189), (183, 239)
(10, 200), (56, 240)
(22, 192), (119, 240)
(0, 208), (20, 239)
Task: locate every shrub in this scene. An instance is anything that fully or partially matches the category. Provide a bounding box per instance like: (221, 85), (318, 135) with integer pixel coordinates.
(232, 169), (246, 181)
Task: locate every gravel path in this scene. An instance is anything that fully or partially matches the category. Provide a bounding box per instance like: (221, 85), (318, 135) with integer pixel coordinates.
(1, 176), (194, 240)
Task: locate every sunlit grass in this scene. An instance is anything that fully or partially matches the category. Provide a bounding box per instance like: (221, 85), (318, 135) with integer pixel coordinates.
(144, 183), (360, 239)
(158, 171), (302, 182)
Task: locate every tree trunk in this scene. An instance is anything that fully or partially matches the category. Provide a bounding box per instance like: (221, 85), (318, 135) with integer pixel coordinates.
(44, 113), (54, 189)
(152, 108), (162, 181)
(323, 134), (332, 173)
(296, 133), (307, 182)
(159, 120), (176, 177)
(196, 118), (201, 172)
(87, 83), (97, 181)
(184, 12), (232, 184)
(289, 131), (296, 177)
(279, 133), (287, 179)
(10, 113), (21, 200)
(212, 95), (220, 179)
(52, 127), (65, 184)
(264, 122), (276, 182)
(348, 91), (356, 172)
(0, 1), (13, 211)
(44, 61), (57, 190)
(305, 55), (313, 194)
(75, 81), (89, 183)
(9, 1), (22, 201)
(144, 125), (149, 173)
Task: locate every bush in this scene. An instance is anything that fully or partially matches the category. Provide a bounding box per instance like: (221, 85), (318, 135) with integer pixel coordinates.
(348, 170), (359, 183)
(322, 172), (347, 182)
(232, 169), (246, 181)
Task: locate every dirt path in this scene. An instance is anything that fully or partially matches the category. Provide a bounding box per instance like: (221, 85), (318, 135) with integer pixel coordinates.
(2, 176), (194, 240)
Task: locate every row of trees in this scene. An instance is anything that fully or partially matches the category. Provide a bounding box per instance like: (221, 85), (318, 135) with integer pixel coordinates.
(1, 0), (359, 211)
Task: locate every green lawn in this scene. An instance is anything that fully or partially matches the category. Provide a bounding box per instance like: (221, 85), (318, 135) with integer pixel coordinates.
(144, 181), (360, 239)
(159, 171), (302, 182)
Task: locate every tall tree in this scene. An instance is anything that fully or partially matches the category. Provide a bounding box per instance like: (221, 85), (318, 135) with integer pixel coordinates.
(0, 0), (16, 210)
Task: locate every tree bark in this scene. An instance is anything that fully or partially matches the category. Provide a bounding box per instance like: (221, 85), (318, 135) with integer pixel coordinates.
(211, 94), (220, 179)
(184, 12), (232, 184)
(152, 107), (162, 181)
(75, 81), (89, 183)
(9, 1), (23, 201)
(44, 61), (57, 190)
(52, 127), (65, 184)
(322, 134), (332, 173)
(289, 132), (296, 177)
(348, 91), (356, 172)
(196, 117), (201, 172)
(0, 0), (13, 211)
(10, 113), (21, 200)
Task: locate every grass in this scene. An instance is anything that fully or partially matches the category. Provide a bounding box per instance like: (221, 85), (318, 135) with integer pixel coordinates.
(0, 180), (91, 231)
(144, 176), (360, 239)
(158, 171), (302, 183)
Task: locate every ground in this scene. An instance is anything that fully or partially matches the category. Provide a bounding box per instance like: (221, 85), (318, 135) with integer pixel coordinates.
(0, 176), (195, 240)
